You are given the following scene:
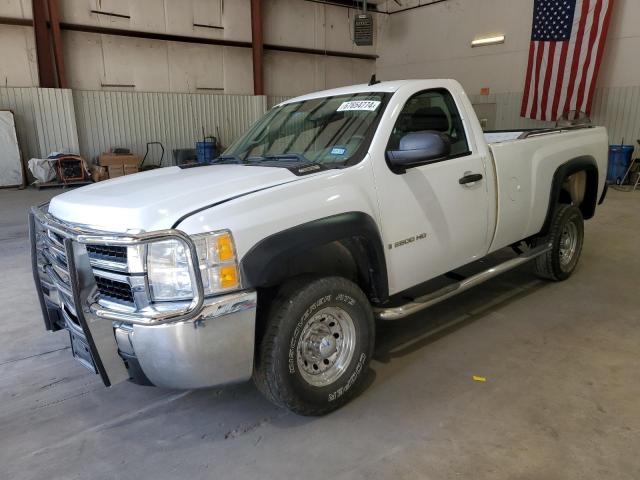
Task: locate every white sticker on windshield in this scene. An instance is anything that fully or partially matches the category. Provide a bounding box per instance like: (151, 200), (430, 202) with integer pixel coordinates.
(337, 100), (381, 112)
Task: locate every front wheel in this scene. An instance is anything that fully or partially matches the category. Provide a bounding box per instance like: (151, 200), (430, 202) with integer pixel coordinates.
(253, 276), (374, 416)
(533, 204), (584, 281)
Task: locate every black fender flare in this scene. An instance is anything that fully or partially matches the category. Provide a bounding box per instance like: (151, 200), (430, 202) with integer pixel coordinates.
(240, 212), (389, 303)
(540, 156), (599, 236)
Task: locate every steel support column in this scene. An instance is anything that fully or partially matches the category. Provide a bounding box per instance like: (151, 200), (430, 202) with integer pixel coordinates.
(47, 0), (67, 88)
(32, 0), (56, 87)
(250, 0), (264, 96)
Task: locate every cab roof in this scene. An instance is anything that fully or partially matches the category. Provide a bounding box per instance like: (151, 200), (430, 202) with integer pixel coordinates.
(278, 79), (455, 106)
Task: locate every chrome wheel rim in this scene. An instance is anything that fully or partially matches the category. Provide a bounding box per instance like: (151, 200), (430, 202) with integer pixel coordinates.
(559, 220), (579, 270)
(296, 306), (356, 387)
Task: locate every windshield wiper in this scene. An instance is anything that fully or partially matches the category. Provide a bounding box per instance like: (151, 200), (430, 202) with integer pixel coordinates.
(212, 155), (244, 164)
(258, 153), (310, 163)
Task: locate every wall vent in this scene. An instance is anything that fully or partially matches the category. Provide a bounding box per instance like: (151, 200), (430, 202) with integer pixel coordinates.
(354, 13), (373, 46)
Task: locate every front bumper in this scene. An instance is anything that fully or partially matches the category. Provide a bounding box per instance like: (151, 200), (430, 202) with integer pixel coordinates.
(114, 292), (257, 389)
(30, 206), (257, 389)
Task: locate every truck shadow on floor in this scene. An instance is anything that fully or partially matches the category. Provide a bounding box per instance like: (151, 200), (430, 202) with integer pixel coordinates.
(373, 266), (549, 364)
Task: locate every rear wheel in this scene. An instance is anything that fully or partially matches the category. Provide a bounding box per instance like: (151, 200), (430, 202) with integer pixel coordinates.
(533, 204), (584, 281)
(253, 276), (374, 416)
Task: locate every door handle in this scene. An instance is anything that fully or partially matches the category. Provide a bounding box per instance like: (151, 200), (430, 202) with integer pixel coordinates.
(459, 173), (483, 185)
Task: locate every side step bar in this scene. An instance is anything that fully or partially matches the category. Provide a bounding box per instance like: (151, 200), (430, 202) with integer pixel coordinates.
(374, 243), (552, 321)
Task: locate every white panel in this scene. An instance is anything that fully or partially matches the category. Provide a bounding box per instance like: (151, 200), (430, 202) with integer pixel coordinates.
(222, 47), (254, 95)
(192, 0), (222, 27)
(0, 26), (39, 87)
(128, 0), (166, 32)
(62, 30), (104, 91)
(264, 51), (317, 97)
(222, 0), (251, 42)
(0, 111), (23, 187)
(264, 0), (319, 48)
(164, 0), (224, 39)
(101, 35), (170, 91)
(0, 0), (31, 18)
(168, 42), (224, 93)
(0, 87), (41, 160)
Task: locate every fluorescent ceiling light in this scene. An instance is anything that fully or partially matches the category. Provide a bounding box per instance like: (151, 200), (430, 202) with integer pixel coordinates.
(471, 35), (505, 47)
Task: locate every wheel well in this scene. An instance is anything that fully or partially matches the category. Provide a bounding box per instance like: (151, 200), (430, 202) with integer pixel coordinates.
(540, 157), (599, 235)
(277, 241), (359, 284)
(560, 168), (598, 219)
(240, 212), (389, 304)
(254, 239), (382, 302)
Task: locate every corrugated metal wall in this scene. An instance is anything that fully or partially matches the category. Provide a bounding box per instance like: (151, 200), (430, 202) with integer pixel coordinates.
(3, 86), (639, 170)
(267, 96), (292, 108)
(0, 87), (79, 160)
(73, 91), (267, 163)
(590, 86), (640, 146)
(470, 87), (640, 147)
(32, 88), (80, 157)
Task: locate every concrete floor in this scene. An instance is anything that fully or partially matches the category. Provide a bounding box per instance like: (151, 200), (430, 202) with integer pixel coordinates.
(1, 187), (638, 480)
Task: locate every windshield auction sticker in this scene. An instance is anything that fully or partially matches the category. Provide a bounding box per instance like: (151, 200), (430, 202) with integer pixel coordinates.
(337, 100), (381, 112)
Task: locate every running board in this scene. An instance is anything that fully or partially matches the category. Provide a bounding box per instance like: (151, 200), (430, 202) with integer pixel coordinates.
(374, 244), (551, 321)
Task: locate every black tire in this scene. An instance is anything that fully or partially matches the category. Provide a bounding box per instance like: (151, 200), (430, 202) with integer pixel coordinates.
(253, 276), (374, 416)
(533, 204), (584, 281)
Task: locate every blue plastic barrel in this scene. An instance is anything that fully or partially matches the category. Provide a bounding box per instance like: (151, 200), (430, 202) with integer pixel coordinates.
(196, 137), (217, 164)
(607, 145), (634, 184)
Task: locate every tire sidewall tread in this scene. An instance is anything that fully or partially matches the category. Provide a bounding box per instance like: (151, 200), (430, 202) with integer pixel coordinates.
(534, 204), (584, 281)
(254, 276), (374, 416)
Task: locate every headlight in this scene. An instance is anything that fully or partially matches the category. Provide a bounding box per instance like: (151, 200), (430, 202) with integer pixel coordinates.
(192, 230), (241, 295)
(146, 231), (240, 303)
(147, 239), (194, 301)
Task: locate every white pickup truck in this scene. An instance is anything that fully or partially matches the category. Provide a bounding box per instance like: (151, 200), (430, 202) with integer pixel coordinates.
(31, 79), (608, 415)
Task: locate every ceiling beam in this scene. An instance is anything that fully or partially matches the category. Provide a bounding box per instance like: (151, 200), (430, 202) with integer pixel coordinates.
(303, 0), (382, 12)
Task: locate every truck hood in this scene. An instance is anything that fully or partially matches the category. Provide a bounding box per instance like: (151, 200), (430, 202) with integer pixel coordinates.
(48, 165), (301, 232)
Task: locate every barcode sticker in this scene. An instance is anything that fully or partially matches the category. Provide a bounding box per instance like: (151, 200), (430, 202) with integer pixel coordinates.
(337, 100), (381, 112)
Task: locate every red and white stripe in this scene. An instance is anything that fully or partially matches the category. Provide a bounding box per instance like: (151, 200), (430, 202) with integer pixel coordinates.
(521, 0), (614, 122)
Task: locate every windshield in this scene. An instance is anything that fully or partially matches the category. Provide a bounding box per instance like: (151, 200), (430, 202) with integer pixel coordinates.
(220, 92), (388, 168)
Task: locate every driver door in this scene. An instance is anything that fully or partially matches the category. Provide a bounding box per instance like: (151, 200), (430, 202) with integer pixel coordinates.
(372, 88), (491, 295)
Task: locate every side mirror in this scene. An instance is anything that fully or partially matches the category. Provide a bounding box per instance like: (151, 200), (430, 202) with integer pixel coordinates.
(386, 131), (451, 172)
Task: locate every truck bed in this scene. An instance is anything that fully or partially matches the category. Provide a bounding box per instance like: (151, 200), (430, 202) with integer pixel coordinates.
(485, 125), (608, 253)
(484, 125), (595, 145)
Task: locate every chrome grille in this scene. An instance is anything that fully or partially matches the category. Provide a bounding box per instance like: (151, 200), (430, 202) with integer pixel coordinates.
(34, 221), (138, 316)
(31, 207), (203, 326)
(36, 224), (79, 321)
(86, 245), (128, 262)
(94, 276), (135, 303)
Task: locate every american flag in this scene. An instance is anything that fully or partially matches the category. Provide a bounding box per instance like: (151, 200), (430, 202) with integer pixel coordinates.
(521, 0), (614, 121)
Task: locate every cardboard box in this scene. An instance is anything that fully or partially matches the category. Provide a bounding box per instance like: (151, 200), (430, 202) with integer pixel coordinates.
(99, 153), (140, 167)
(124, 165), (139, 176)
(90, 165), (108, 182)
(107, 165), (125, 178)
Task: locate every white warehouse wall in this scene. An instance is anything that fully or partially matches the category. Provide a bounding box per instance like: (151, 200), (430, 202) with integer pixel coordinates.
(0, 0), (375, 96)
(376, 0), (640, 95)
